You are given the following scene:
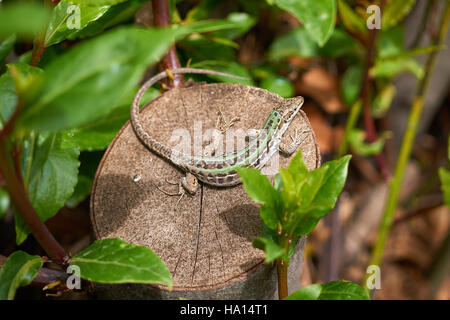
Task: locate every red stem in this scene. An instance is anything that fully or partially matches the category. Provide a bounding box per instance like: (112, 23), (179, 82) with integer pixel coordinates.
(359, 0), (390, 179)
(29, 31), (46, 67)
(152, 0), (184, 88)
(277, 260), (288, 299)
(29, 0), (60, 67)
(0, 142), (69, 265)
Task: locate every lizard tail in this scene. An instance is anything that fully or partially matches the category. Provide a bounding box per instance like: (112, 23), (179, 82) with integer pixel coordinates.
(130, 67), (249, 160)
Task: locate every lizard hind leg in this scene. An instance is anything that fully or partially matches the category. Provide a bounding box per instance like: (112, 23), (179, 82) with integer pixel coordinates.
(181, 173), (200, 195)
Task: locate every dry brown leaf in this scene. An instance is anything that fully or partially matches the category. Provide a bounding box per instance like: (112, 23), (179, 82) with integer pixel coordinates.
(302, 102), (344, 154)
(295, 66), (345, 114)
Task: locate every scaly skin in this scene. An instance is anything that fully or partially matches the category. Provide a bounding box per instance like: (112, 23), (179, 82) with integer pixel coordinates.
(130, 68), (304, 194)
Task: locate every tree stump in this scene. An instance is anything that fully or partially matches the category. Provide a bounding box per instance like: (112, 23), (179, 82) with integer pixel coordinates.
(90, 83), (321, 299)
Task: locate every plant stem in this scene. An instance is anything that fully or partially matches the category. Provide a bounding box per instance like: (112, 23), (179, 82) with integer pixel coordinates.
(359, 0), (390, 180)
(276, 235), (290, 299)
(152, 0), (184, 88)
(337, 100), (362, 158)
(277, 259), (288, 299)
(0, 142), (69, 265)
(364, 1), (450, 291)
(29, 0), (60, 67)
(29, 30), (46, 67)
(410, 0), (436, 48)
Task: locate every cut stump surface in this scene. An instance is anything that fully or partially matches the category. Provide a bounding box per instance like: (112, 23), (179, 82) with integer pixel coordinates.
(90, 83), (320, 299)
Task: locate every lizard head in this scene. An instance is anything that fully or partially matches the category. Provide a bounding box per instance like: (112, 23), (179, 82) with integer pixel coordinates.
(276, 96), (304, 125)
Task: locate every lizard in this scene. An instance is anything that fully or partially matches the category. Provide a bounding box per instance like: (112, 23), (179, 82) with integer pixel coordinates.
(130, 67), (305, 197)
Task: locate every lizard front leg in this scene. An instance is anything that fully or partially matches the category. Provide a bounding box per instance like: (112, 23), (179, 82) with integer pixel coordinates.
(279, 128), (308, 156)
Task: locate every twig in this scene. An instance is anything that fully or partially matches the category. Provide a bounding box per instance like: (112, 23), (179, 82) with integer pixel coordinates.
(152, 0), (184, 88)
(393, 193), (443, 225)
(364, 1), (450, 291)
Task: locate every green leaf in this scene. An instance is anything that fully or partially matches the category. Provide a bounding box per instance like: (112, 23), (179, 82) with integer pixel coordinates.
(341, 65), (363, 106)
(15, 132), (80, 244)
(260, 76), (294, 98)
(63, 0), (129, 6)
(211, 12), (256, 40)
(382, 0), (415, 30)
(348, 129), (385, 156)
(191, 60), (254, 85)
(285, 280), (369, 300)
(307, 155), (351, 212)
(70, 238), (172, 287)
(253, 237), (287, 263)
(439, 167), (450, 207)
(268, 27), (357, 61)
(279, 167), (297, 210)
(237, 167), (278, 207)
(371, 57), (424, 79)
(274, 0), (336, 47)
(0, 2), (51, 39)
(392, 45), (446, 60)
(377, 26), (404, 59)
(18, 26), (184, 132)
(287, 151), (309, 179)
(237, 167), (279, 229)
(180, 36), (236, 62)
(296, 166), (329, 210)
(185, 0), (223, 22)
(1, 63), (43, 128)
(0, 188), (10, 220)
(74, 0), (145, 39)
(0, 72), (17, 129)
(372, 83), (396, 118)
(0, 251), (44, 300)
(6, 63), (44, 104)
(337, 0), (366, 34)
(268, 28), (318, 60)
(319, 28), (358, 58)
(65, 174), (92, 208)
(292, 155), (351, 235)
(0, 35), (16, 63)
(66, 88), (158, 151)
(45, 1), (110, 46)
(185, 14), (256, 35)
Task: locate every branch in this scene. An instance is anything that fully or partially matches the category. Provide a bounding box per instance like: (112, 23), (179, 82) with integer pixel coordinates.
(152, 0), (184, 88)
